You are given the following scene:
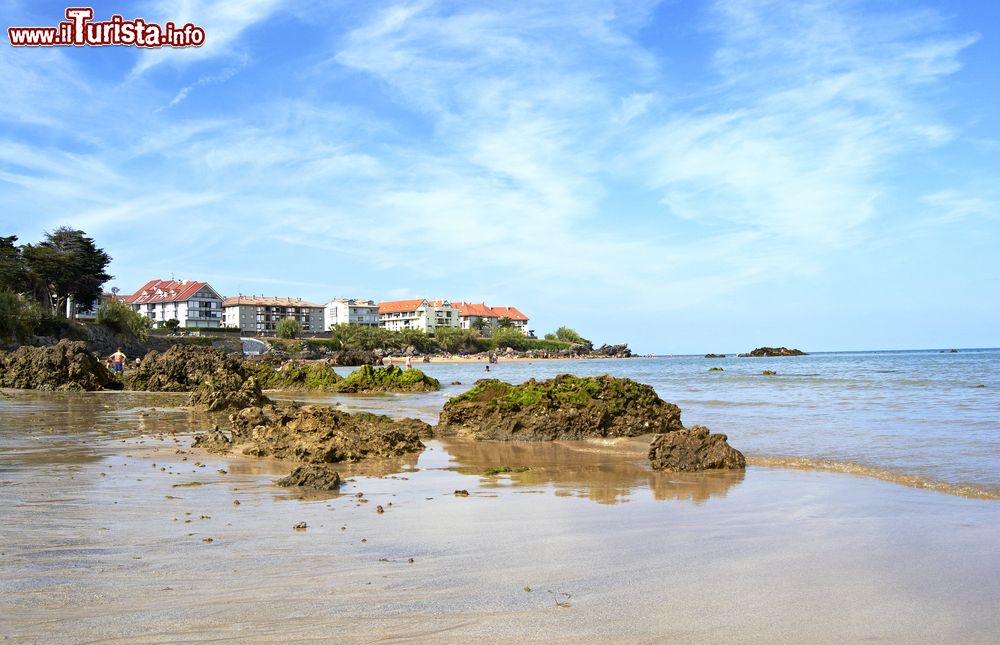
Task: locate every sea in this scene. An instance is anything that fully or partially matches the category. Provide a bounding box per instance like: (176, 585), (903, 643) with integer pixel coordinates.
(322, 348), (1000, 495)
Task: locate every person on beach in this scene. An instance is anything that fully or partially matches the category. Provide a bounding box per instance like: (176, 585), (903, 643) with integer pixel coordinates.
(405, 355), (413, 369)
(134, 357), (141, 368)
(109, 348), (126, 374)
(484, 365), (490, 372)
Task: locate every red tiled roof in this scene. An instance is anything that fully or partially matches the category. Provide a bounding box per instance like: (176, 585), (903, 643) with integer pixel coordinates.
(124, 280), (214, 305)
(223, 296), (322, 308)
(378, 299), (427, 314)
(454, 302), (496, 318)
(491, 306), (528, 321)
(426, 299), (455, 307)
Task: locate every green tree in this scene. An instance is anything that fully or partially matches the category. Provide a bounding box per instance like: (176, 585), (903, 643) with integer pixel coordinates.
(0, 236), (29, 293)
(164, 319), (180, 331)
(492, 327), (526, 350)
(276, 318), (303, 339)
(0, 289), (37, 342)
(554, 326), (588, 344)
(543, 332), (557, 341)
(96, 299), (151, 340)
(495, 316), (514, 329)
(435, 327), (488, 354)
(22, 227), (112, 316)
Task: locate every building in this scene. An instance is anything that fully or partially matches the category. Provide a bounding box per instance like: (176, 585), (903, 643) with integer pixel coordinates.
(453, 302), (531, 336)
(124, 279), (224, 328)
(222, 296), (325, 335)
(324, 298), (379, 330)
(453, 302), (498, 330)
(490, 306), (531, 336)
(378, 299), (460, 333)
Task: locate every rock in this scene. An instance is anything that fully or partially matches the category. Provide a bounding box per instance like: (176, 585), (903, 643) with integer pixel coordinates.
(0, 340), (121, 391)
(243, 360), (343, 391)
(738, 347), (807, 357)
(334, 365), (440, 393)
(437, 374), (683, 441)
(592, 343), (633, 358)
(195, 403), (431, 463)
(325, 349), (380, 366)
(704, 353), (726, 358)
(454, 489), (470, 497)
(648, 425), (746, 471)
(762, 370), (777, 376)
(293, 522), (307, 530)
(708, 367), (724, 372)
(124, 344), (247, 392)
(187, 376), (271, 411)
(276, 464), (342, 491)
(376, 505), (384, 513)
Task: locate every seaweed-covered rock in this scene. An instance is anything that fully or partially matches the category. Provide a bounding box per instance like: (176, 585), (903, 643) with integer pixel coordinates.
(195, 403), (431, 462)
(437, 374), (683, 441)
(335, 365), (440, 393)
(276, 464), (342, 490)
(739, 347), (807, 357)
(704, 353), (726, 358)
(124, 344), (246, 392)
(243, 361), (343, 391)
(0, 340), (120, 391)
(648, 425), (745, 471)
(188, 376), (271, 412)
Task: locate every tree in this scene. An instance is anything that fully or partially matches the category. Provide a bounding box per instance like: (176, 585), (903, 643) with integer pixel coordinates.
(96, 299), (151, 340)
(164, 319), (180, 331)
(22, 227), (111, 316)
(0, 236), (29, 293)
(554, 326), (588, 344)
(470, 318), (489, 333)
(495, 316), (514, 329)
(491, 327), (526, 350)
(0, 289), (37, 342)
(276, 318), (303, 339)
(435, 327), (488, 354)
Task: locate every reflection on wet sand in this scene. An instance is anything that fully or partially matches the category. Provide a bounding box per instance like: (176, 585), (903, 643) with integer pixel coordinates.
(440, 437), (744, 505)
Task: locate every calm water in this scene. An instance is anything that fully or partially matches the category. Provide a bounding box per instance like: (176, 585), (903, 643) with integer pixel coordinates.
(319, 349), (1000, 491)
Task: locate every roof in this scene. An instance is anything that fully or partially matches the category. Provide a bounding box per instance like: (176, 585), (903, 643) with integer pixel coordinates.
(491, 306), (528, 321)
(328, 298), (377, 307)
(378, 299), (428, 314)
(223, 296), (323, 308)
(124, 279), (216, 305)
(453, 302), (496, 318)
(426, 299), (454, 308)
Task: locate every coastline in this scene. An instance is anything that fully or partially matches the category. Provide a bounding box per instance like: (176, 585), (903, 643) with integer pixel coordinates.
(1, 393), (998, 643)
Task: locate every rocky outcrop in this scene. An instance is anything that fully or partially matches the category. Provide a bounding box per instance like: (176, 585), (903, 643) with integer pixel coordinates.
(194, 403), (431, 463)
(648, 425), (746, 471)
(335, 365), (440, 393)
(124, 344), (247, 392)
(326, 350), (380, 366)
(704, 353), (726, 358)
(738, 347), (807, 357)
(243, 361), (343, 391)
(437, 374), (683, 441)
(0, 340), (120, 391)
(187, 376), (271, 412)
(592, 344), (633, 358)
(276, 464), (342, 490)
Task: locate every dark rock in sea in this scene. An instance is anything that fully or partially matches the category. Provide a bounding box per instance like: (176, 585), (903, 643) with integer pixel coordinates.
(708, 367), (724, 372)
(125, 344), (247, 392)
(194, 403), (431, 463)
(704, 353), (726, 358)
(592, 343), (633, 358)
(188, 376), (271, 412)
(0, 340), (121, 391)
(648, 425), (746, 472)
(762, 370), (777, 376)
(276, 464), (342, 491)
(436, 374), (683, 441)
(738, 346), (807, 357)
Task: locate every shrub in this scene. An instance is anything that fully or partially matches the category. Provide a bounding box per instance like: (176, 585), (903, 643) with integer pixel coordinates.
(554, 326), (588, 344)
(276, 318), (303, 339)
(96, 299), (151, 340)
(0, 289), (34, 342)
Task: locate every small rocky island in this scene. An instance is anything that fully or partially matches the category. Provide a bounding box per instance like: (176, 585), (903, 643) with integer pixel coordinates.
(738, 346), (808, 357)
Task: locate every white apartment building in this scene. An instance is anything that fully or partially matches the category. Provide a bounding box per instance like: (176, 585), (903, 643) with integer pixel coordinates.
(378, 299), (460, 333)
(490, 305), (531, 336)
(324, 298), (379, 330)
(223, 296), (325, 335)
(454, 302), (531, 336)
(125, 279), (223, 328)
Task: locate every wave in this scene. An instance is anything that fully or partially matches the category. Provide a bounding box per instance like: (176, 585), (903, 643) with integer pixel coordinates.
(747, 455), (1000, 500)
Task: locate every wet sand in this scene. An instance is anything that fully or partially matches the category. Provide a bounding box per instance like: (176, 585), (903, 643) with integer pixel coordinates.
(1, 390), (999, 643)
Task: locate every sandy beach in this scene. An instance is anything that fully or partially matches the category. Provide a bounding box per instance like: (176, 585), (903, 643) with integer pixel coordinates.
(2, 388), (998, 643)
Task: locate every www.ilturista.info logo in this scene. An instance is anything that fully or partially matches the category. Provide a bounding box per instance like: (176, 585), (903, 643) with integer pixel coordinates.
(8, 7), (205, 48)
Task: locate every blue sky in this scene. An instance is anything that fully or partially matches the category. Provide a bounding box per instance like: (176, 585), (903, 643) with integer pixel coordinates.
(1, 0), (998, 353)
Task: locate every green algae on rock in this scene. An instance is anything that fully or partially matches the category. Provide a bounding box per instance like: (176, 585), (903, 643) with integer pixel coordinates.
(334, 364), (440, 393)
(437, 374), (683, 441)
(0, 340), (121, 391)
(242, 361), (343, 391)
(194, 402), (431, 463)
